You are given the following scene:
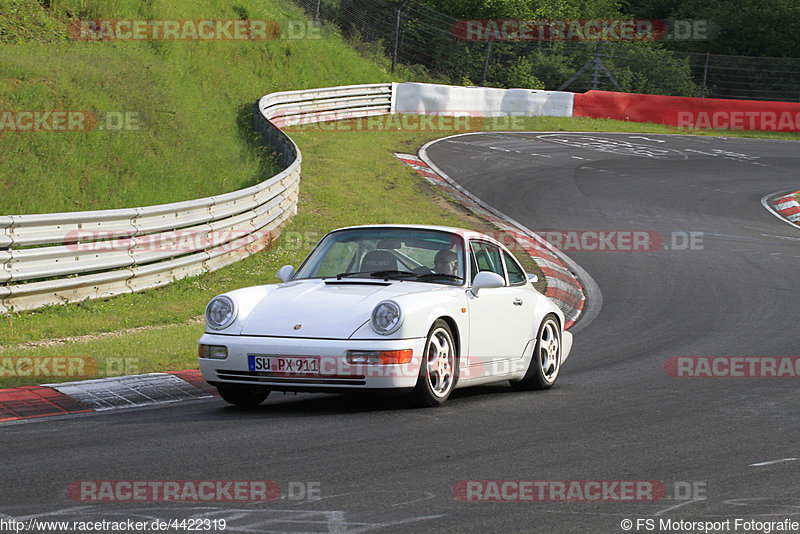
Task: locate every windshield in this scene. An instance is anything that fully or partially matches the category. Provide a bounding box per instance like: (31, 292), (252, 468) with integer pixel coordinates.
(294, 227), (466, 285)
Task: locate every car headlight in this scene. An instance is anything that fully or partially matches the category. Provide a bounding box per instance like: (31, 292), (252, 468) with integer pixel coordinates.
(371, 300), (403, 335)
(205, 295), (237, 330)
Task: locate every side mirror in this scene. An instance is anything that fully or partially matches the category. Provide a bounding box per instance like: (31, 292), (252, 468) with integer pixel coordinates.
(527, 273), (538, 284)
(470, 271), (505, 296)
(276, 265), (295, 283)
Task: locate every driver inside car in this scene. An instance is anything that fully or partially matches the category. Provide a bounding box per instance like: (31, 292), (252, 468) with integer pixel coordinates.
(434, 249), (458, 277)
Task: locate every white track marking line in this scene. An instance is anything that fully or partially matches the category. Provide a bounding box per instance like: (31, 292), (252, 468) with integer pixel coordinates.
(749, 458), (799, 467)
(653, 498), (705, 517)
(628, 136), (665, 142)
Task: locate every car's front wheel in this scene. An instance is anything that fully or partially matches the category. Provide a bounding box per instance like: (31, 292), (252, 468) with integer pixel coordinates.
(510, 314), (561, 391)
(410, 319), (457, 407)
(217, 384), (271, 406)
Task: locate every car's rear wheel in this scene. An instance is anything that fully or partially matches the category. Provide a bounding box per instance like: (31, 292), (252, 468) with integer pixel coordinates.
(217, 384), (271, 406)
(510, 314), (561, 391)
(410, 319), (457, 407)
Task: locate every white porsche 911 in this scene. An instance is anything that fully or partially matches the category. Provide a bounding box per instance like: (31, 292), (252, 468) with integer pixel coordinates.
(198, 225), (573, 407)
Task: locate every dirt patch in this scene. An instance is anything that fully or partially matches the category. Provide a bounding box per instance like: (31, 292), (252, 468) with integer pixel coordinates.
(3, 316), (204, 350)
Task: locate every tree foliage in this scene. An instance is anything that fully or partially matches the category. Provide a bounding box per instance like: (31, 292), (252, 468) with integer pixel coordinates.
(622, 0), (800, 57)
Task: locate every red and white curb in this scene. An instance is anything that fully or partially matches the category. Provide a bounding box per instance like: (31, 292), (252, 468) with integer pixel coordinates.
(0, 370), (216, 423)
(394, 152), (585, 329)
(772, 191), (800, 223)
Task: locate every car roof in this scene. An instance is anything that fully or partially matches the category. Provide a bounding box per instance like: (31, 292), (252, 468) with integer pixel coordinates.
(330, 224), (500, 243)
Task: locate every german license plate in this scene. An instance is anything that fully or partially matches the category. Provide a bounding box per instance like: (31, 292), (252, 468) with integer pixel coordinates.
(248, 355), (320, 374)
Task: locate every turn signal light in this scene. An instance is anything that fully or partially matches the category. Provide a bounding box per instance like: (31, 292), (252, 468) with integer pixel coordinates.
(346, 349), (413, 365)
(379, 349), (413, 364)
(199, 344), (228, 360)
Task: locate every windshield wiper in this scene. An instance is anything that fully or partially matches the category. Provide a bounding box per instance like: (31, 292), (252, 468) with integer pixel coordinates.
(335, 270), (417, 280)
(416, 273), (464, 282)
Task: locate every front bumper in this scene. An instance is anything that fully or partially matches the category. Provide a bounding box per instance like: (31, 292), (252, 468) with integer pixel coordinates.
(198, 333), (427, 392)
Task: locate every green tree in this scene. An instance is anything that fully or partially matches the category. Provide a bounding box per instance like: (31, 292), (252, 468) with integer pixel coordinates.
(621, 0), (800, 57)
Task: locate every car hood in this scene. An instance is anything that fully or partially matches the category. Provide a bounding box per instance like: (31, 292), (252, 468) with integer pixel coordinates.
(239, 279), (432, 338)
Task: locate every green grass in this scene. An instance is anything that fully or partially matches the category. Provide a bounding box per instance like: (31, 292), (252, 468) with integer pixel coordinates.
(0, 0), (68, 43)
(3, 0), (800, 387)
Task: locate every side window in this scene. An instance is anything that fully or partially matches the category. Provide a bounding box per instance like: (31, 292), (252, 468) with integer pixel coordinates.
(469, 241), (505, 283)
(503, 250), (527, 285)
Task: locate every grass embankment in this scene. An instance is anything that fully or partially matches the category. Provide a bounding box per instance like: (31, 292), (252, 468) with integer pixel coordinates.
(0, 0), (402, 213)
(2, 1), (800, 387)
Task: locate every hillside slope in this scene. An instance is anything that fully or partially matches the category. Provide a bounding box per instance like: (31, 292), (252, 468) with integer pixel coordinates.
(0, 0), (391, 214)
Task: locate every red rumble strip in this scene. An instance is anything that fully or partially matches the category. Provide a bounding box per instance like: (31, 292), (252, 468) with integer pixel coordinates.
(167, 369), (219, 396)
(772, 191), (800, 223)
(0, 386), (91, 422)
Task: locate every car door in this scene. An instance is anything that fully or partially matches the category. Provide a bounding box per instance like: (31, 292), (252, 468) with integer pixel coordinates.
(465, 240), (531, 377)
(499, 248), (538, 368)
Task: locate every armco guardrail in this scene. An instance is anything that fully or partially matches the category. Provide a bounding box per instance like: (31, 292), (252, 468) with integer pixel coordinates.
(0, 83), (393, 314)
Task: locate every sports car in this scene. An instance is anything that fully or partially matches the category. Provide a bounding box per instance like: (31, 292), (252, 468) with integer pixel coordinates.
(198, 224), (573, 407)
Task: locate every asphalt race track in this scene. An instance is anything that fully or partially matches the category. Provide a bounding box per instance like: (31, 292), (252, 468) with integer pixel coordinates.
(2, 132), (800, 533)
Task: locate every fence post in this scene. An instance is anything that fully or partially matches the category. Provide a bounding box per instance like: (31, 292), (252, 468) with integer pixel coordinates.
(392, 1), (411, 73)
(481, 41), (493, 86)
(592, 43), (602, 90)
(314, 0), (321, 23)
(701, 52), (709, 98)
(391, 11), (400, 73)
(558, 41), (621, 92)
